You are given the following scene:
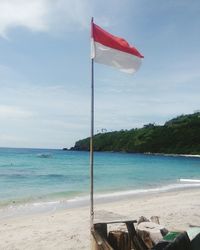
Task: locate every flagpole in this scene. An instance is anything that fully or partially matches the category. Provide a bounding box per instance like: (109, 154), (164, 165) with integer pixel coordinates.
(90, 17), (94, 233)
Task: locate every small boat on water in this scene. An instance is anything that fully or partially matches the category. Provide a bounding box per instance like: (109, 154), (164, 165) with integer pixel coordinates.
(37, 153), (52, 158)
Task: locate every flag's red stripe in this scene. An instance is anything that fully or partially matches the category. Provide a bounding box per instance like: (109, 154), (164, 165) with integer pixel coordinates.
(92, 23), (144, 59)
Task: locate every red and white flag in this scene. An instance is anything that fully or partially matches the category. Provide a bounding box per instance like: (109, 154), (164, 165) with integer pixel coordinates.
(91, 22), (144, 74)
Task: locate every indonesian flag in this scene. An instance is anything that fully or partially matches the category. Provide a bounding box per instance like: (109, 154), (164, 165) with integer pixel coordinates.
(91, 22), (144, 74)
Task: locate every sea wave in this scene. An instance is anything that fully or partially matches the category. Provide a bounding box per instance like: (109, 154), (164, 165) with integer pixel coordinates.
(0, 182), (200, 220)
(37, 153), (52, 158)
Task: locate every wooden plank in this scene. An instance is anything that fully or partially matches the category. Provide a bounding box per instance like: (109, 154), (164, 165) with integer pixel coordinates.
(92, 223), (113, 250)
(108, 231), (131, 250)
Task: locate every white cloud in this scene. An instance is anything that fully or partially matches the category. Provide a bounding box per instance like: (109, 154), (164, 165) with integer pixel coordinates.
(47, 0), (91, 31)
(0, 105), (35, 119)
(0, 0), (129, 38)
(0, 80), (91, 148)
(0, 0), (49, 37)
(0, 133), (27, 144)
(0, 0), (92, 37)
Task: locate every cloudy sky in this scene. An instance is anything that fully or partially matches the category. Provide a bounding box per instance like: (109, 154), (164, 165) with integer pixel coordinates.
(0, 0), (200, 149)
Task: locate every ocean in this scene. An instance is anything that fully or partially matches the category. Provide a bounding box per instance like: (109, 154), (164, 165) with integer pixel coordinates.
(0, 147), (200, 218)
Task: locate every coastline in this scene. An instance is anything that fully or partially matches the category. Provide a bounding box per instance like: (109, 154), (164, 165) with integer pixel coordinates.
(1, 181), (200, 220)
(1, 149), (200, 223)
(0, 188), (200, 250)
(70, 149), (200, 158)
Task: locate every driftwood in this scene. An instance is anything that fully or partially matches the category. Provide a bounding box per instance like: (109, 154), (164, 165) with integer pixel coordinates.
(137, 216), (150, 224)
(92, 223), (113, 250)
(137, 221), (168, 249)
(136, 229), (154, 249)
(150, 216), (160, 225)
(92, 220), (147, 250)
(92, 231), (113, 250)
(108, 231), (131, 250)
(137, 216), (160, 225)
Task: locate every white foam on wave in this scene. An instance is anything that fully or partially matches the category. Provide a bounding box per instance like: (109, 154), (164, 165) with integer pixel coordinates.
(1, 182), (200, 219)
(94, 183), (200, 201)
(180, 178), (200, 183)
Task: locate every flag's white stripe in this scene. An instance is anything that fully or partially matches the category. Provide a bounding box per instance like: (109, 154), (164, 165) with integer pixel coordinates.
(92, 41), (142, 74)
(91, 38), (95, 59)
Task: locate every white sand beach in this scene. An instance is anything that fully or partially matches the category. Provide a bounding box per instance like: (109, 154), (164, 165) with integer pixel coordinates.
(0, 188), (200, 250)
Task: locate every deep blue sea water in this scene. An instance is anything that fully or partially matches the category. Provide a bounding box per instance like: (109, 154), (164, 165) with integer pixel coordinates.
(0, 147), (200, 216)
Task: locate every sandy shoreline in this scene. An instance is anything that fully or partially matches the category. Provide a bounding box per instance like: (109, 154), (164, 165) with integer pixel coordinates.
(0, 188), (200, 250)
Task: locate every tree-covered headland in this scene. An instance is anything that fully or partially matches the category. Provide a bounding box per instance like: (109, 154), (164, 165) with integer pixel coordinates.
(70, 113), (200, 155)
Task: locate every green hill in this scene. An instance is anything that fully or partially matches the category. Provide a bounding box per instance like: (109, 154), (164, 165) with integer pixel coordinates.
(70, 112), (200, 155)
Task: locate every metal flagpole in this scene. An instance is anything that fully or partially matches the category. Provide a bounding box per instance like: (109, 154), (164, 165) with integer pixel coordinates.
(90, 17), (94, 233)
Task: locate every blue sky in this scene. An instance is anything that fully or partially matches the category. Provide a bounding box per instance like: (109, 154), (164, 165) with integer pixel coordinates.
(0, 0), (200, 149)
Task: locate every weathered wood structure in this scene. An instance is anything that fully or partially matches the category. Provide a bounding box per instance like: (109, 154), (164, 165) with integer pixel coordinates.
(92, 220), (148, 250)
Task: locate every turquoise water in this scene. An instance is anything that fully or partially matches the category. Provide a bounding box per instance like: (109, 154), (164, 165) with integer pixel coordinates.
(0, 148), (200, 209)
